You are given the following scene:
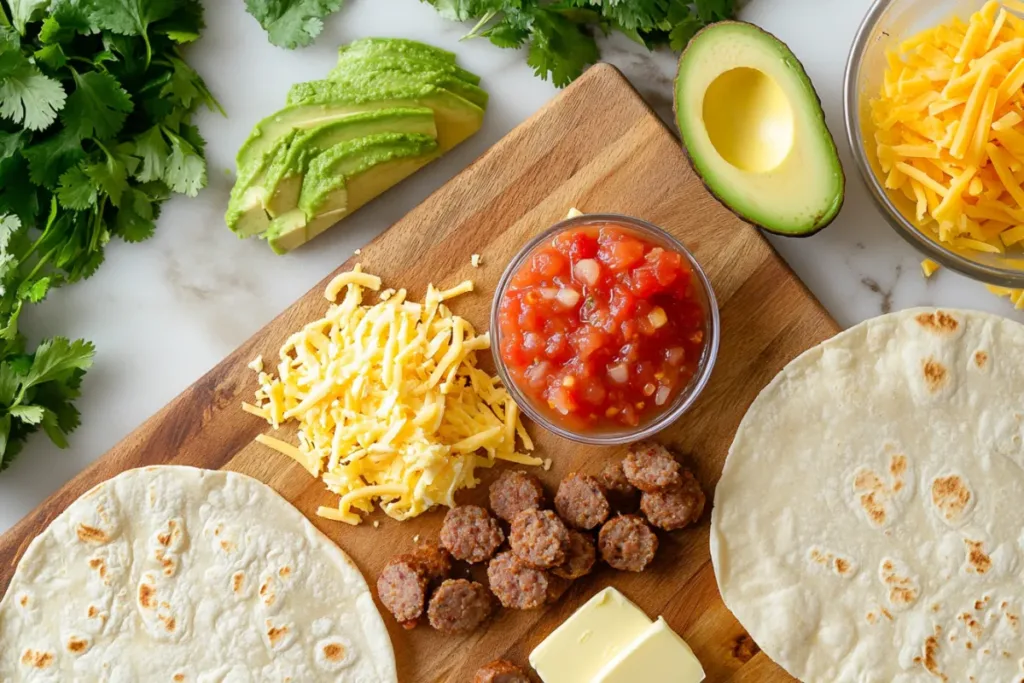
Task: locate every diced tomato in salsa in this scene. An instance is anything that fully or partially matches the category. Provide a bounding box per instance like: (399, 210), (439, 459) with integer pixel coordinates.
(498, 224), (707, 431)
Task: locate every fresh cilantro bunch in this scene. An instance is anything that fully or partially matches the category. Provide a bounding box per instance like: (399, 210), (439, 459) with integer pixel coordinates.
(0, 0), (221, 470)
(427, 0), (737, 86)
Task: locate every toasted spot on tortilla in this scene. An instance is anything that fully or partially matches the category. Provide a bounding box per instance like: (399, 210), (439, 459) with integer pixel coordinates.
(232, 571), (245, 595)
(323, 642), (346, 661)
(835, 557), (852, 575)
(964, 540), (992, 575)
(267, 623), (289, 648)
(808, 547), (857, 578)
(915, 311), (959, 333)
(18, 595), (28, 607)
(279, 566), (292, 578)
(219, 540), (235, 553)
(76, 524), (109, 544)
(88, 557), (110, 584)
(958, 612), (983, 638)
(66, 636), (89, 654)
(20, 649), (54, 669)
(974, 350), (988, 367)
(138, 581), (156, 610)
(159, 614), (177, 632)
(174, 675), (185, 682)
(931, 475), (972, 523)
(880, 559), (919, 608)
(917, 635), (945, 680)
(87, 605), (98, 618)
(922, 359), (948, 392)
(260, 577), (276, 607)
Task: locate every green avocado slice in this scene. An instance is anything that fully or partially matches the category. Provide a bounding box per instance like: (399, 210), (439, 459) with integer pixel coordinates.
(674, 21), (844, 236)
(266, 133), (439, 253)
(235, 82), (482, 170)
(338, 38), (458, 65)
(225, 108), (437, 236)
(331, 48), (481, 86)
(290, 71), (489, 111)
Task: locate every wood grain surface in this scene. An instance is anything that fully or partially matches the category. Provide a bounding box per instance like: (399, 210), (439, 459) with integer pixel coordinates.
(0, 64), (838, 682)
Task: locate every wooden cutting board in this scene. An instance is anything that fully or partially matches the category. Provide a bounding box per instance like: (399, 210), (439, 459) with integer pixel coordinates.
(0, 64), (838, 682)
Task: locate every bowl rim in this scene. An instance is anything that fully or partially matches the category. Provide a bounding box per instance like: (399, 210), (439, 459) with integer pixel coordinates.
(489, 213), (721, 446)
(843, 0), (1024, 288)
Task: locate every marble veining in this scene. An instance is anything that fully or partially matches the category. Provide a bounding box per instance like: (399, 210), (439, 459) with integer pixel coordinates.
(1, 0), (1022, 532)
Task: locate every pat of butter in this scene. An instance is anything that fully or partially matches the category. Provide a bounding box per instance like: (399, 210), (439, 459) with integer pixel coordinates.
(594, 617), (705, 683)
(529, 588), (652, 683)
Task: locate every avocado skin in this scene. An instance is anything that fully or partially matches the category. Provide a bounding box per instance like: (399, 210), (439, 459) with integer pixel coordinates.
(673, 21), (845, 237)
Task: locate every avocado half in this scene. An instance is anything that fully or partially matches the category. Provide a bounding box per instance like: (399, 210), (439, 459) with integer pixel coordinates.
(674, 21), (845, 236)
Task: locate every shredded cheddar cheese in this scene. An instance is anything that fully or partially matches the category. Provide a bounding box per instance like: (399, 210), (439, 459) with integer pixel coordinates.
(871, 1), (1024, 303)
(922, 258), (941, 277)
(248, 264), (539, 524)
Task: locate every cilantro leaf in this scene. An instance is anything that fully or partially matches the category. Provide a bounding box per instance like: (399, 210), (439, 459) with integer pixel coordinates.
(20, 336), (94, 392)
(9, 403), (44, 424)
(0, 47), (67, 130)
(61, 69), (134, 141)
(133, 125), (169, 182)
(163, 128), (205, 196)
(113, 186), (154, 241)
(56, 164), (97, 209)
(22, 127), (85, 188)
(526, 9), (598, 87)
(8, 0), (50, 34)
(244, 0), (345, 49)
(83, 152), (129, 207)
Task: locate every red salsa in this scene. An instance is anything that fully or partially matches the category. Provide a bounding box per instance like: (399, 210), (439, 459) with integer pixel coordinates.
(498, 223), (707, 431)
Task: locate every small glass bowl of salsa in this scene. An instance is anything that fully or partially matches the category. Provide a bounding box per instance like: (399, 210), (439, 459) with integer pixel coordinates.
(492, 214), (720, 445)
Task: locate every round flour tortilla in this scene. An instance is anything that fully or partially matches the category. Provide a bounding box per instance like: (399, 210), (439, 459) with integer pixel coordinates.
(0, 466), (396, 682)
(712, 308), (1024, 683)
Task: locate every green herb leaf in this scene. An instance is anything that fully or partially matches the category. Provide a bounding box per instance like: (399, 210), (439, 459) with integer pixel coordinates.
(133, 125), (169, 182)
(244, 0), (345, 49)
(0, 45), (67, 130)
(8, 0), (50, 34)
(56, 164), (97, 209)
(526, 9), (598, 87)
(9, 403), (44, 424)
(20, 336), (94, 393)
(113, 186), (155, 241)
(61, 70), (134, 141)
(164, 129), (205, 196)
(22, 127), (85, 188)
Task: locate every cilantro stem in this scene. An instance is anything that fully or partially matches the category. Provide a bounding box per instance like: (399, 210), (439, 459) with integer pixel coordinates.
(463, 11), (499, 41)
(0, 4), (11, 30)
(89, 199), (106, 252)
(18, 198), (58, 264)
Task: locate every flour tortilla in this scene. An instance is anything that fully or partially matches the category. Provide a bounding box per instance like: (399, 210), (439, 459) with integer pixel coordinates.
(0, 466), (396, 682)
(712, 308), (1024, 683)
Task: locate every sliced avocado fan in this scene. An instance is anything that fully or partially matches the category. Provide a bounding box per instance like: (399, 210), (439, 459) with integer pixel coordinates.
(226, 37), (486, 252)
(674, 21), (844, 236)
(226, 108), (436, 236)
(266, 133), (439, 254)
(235, 81), (482, 170)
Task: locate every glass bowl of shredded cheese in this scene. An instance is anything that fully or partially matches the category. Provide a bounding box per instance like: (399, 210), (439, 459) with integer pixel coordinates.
(846, 0), (1024, 298)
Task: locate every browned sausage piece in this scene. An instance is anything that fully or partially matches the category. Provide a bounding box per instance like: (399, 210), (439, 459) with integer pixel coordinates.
(622, 442), (682, 492)
(546, 573), (572, 604)
(552, 529), (596, 580)
(440, 505), (505, 564)
(640, 470), (706, 530)
(487, 550), (551, 610)
(555, 473), (610, 530)
(427, 579), (494, 634)
(474, 659), (532, 683)
(599, 460), (637, 497)
(376, 555), (429, 628)
(412, 541), (452, 584)
(598, 515), (659, 572)
(510, 508), (570, 569)
(489, 469), (547, 523)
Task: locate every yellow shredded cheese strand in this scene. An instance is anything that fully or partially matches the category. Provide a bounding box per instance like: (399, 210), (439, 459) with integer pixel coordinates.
(248, 267), (539, 525)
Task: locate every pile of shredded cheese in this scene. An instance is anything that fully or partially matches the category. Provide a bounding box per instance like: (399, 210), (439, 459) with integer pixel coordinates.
(871, 0), (1024, 308)
(243, 265), (540, 524)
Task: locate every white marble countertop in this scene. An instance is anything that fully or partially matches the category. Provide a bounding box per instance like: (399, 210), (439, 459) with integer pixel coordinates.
(1, 0), (1022, 532)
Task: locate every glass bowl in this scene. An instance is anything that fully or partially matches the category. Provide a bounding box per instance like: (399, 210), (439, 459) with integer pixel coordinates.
(845, 0), (1024, 287)
(490, 213), (720, 446)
